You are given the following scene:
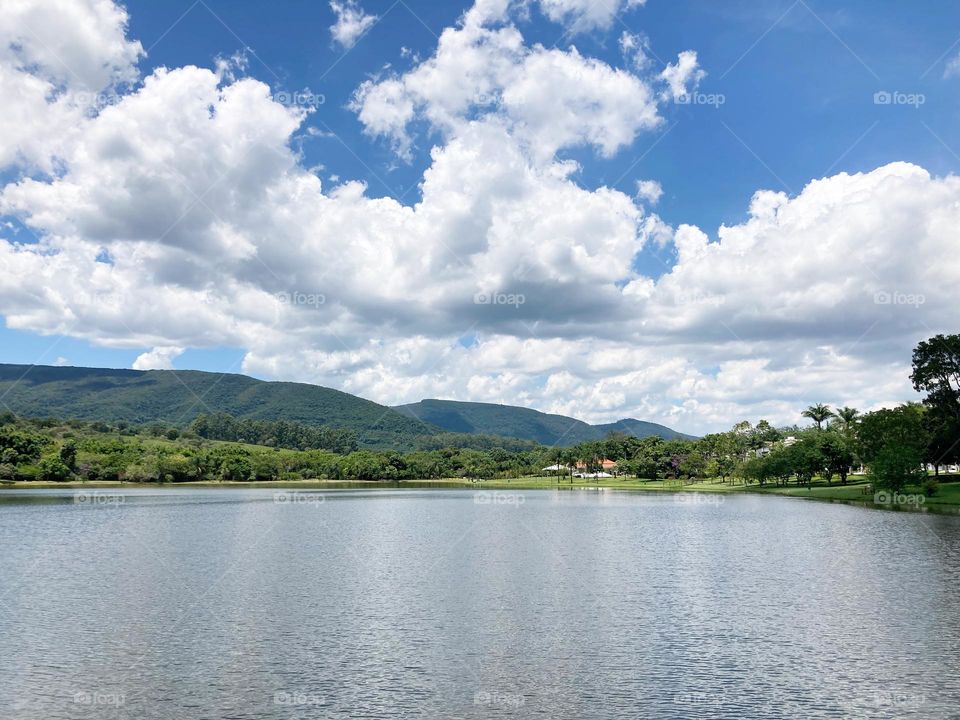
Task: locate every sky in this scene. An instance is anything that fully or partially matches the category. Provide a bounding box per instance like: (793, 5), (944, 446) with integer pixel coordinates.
(1, 0), (959, 435)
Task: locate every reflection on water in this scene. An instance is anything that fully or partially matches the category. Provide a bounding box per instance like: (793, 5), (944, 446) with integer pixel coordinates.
(0, 488), (958, 719)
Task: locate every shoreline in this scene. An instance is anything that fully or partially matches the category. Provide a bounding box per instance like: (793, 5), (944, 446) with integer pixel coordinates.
(3, 476), (958, 514)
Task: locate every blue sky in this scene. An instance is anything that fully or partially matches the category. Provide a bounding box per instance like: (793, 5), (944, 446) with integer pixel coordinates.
(126, 0), (960, 213)
(1, 0), (959, 431)
(124, 0), (960, 229)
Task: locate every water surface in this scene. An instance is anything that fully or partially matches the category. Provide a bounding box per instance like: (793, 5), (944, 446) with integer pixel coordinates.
(1, 488), (958, 718)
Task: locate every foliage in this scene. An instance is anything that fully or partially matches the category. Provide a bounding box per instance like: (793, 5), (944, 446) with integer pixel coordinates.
(38, 455), (73, 482)
(911, 334), (960, 420)
(0, 334), (955, 491)
(856, 405), (929, 464)
(190, 413), (358, 454)
(868, 444), (926, 493)
(802, 403), (835, 430)
(0, 364), (434, 450)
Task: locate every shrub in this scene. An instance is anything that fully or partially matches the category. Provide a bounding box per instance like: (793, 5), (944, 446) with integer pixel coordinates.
(37, 456), (73, 482)
(868, 443), (926, 493)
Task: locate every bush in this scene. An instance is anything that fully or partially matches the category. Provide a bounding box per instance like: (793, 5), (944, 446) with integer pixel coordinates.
(37, 456), (73, 482)
(868, 443), (926, 493)
(922, 477), (939, 497)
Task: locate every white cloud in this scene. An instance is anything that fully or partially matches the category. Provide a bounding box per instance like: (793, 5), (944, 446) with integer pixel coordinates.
(537, 0), (646, 33)
(0, 0), (142, 171)
(944, 52), (960, 79)
(1, 0), (957, 435)
(619, 31), (653, 71)
(635, 179), (663, 205)
(132, 346), (184, 370)
(659, 50), (705, 101)
(329, 0), (377, 50)
(350, 11), (661, 163)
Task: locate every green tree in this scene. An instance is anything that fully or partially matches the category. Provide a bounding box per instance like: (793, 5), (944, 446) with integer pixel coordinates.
(834, 407), (859, 435)
(857, 405), (929, 464)
(784, 435), (826, 487)
(38, 456), (72, 482)
(911, 334), (960, 420)
(59, 441), (77, 471)
(819, 431), (855, 484)
(911, 334), (960, 471)
(869, 444), (926, 493)
(802, 403), (835, 430)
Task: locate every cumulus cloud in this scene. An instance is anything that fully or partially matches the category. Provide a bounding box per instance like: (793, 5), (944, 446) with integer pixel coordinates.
(133, 346), (185, 370)
(0, 0), (143, 170)
(538, 0), (647, 33)
(350, 10), (661, 163)
(0, 0), (956, 435)
(329, 0), (377, 49)
(659, 50), (705, 101)
(635, 179), (663, 205)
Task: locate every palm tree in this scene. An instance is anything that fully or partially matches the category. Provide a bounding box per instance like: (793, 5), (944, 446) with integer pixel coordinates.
(802, 403), (835, 430)
(835, 406), (859, 431)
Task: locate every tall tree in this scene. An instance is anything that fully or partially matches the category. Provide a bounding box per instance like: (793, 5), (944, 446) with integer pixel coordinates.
(911, 335), (960, 471)
(802, 403), (835, 430)
(911, 334), (960, 420)
(835, 407), (859, 430)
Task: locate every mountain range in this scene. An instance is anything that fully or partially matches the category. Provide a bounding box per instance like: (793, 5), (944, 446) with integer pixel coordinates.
(394, 399), (694, 445)
(0, 363), (693, 448)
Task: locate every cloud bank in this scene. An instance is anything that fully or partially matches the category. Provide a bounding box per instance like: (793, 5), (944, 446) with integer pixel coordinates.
(0, 0), (955, 434)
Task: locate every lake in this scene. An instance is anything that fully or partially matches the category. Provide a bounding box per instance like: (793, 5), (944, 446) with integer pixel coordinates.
(0, 488), (958, 718)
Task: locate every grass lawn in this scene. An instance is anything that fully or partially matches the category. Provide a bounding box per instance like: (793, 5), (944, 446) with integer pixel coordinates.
(744, 475), (960, 512)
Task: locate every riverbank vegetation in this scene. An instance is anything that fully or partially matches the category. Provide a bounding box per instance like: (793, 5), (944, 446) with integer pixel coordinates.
(2, 335), (958, 507)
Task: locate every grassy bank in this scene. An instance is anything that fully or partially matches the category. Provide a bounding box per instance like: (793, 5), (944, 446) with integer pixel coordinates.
(5, 475), (959, 512)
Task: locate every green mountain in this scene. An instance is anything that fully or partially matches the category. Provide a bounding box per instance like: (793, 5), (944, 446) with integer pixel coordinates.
(0, 364), (694, 450)
(593, 418), (696, 441)
(394, 399), (694, 445)
(0, 364), (436, 449)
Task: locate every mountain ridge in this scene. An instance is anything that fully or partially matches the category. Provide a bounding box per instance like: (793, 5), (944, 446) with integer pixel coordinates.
(0, 363), (436, 449)
(394, 398), (695, 445)
(0, 363), (695, 448)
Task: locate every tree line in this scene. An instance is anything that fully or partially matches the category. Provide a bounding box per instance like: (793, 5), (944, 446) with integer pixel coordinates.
(1, 334), (957, 491)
